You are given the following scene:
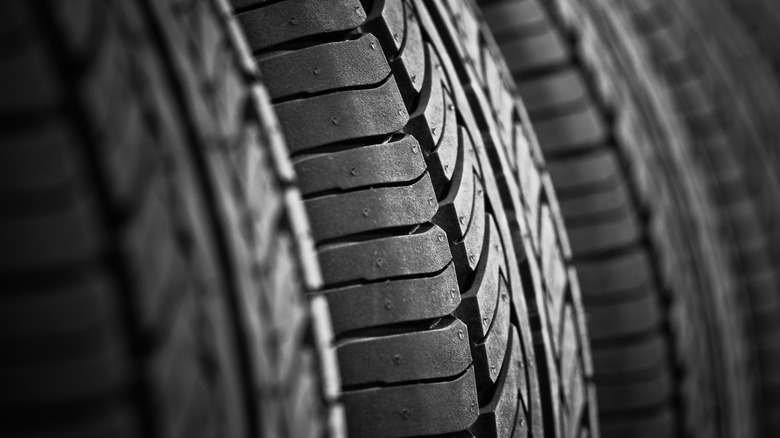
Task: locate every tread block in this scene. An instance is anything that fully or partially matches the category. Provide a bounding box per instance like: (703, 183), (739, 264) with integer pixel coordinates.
(596, 369), (672, 413)
(266, 235), (309, 382)
(81, 22), (130, 134)
(472, 275), (512, 387)
(294, 135), (426, 195)
(672, 76), (713, 115)
(305, 172), (437, 242)
(471, 325), (524, 438)
(325, 263), (460, 335)
(376, 0), (405, 53)
(547, 148), (620, 194)
(558, 179), (632, 223)
(237, 0), (366, 52)
(418, 43), (460, 187)
(428, 87), (460, 185)
(518, 68), (588, 116)
(482, 0), (547, 36)
(540, 206), (568, 353)
(720, 196), (764, 242)
(246, 152), (285, 264)
(0, 2), (32, 40)
(338, 318), (471, 386)
(446, 0), (483, 82)
(260, 34), (390, 100)
(152, 299), (216, 437)
(342, 366), (479, 437)
(318, 225), (452, 285)
(515, 123), (542, 252)
(0, 194), (104, 272)
(435, 130), (477, 240)
(532, 105), (608, 155)
(122, 183), (183, 329)
(455, 176), (487, 274)
(0, 339), (128, 405)
(497, 91), (517, 163)
(481, 49), (514, 152)
(566, 212), (641, 257)
(414, 46), (447, 152)
(586, 292), (662, 341)
(501, 25), (570, 77)
(563, 351), (587, 438)
(456, 216), (504, 341)
(0, 273), (114, 339)
(439, 169), (477, 241)
(3, 405), (137, 438)
(274, 76), (408, 153)
(522, 323), (544, 438)
(103, 97), (156, 204)
(496, 79), (517, 157)
(139, 244), (189, 336)
(734, 231), (775, 276)
(593, 335), (667, 378)
(0, 35), (60, 113)
(0, 121), (79, 193)
(576, 250), (653, 298)
(399, 2), (426, 94)
(559, 305), (579, 396)
(285, 352), (324, 438)
(641, 22), (687, 67)
(600, 408), (675, 438)
(745, 269), (780, 312)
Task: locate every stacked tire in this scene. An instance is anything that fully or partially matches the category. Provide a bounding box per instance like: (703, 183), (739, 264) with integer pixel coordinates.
(480, 0), (780, 437)
(0, 1), (335, 437)
(234, 1), (595, 436)
(5, 0), (780, 437)
(1, 0), (596, 437)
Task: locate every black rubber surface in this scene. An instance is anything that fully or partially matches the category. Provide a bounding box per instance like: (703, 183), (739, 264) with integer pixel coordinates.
(626, 1), (780, 436)
(481, 0), (762, 437)
(234, 0), (597, 436)
(0, 1), (336, 438)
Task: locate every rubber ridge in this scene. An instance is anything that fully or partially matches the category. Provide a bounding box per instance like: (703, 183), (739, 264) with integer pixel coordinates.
(232, 0), (589, 436)
(480, 0), (758, 437)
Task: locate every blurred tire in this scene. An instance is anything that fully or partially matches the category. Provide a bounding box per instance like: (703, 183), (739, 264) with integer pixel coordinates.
(0, 1), (335, 437)
(480, 0), (762, 437)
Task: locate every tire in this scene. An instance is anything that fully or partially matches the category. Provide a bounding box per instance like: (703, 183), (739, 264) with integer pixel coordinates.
(233, 0), (596, 436)
(719, 4), (780, 434)
(0, 1), (336, 437)
(479, 0), (759, 437)
(632, 1), (780, 436)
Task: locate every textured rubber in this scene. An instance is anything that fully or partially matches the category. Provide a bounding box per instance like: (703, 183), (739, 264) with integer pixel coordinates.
(0, 1), (338, 438)
(622, 1), (780, 436)
(716, 4), (780, 435)
(233, 0), (596, 436)
(481, 0), (759, 437)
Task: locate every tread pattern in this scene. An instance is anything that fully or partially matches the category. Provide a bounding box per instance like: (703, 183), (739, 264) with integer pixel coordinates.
(233, 0), (596, 436)
(423, 1), (598, 437)
(621, 0), (780, 436)
(0, 1), (338, 438)
(481, 0), (758, 437)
